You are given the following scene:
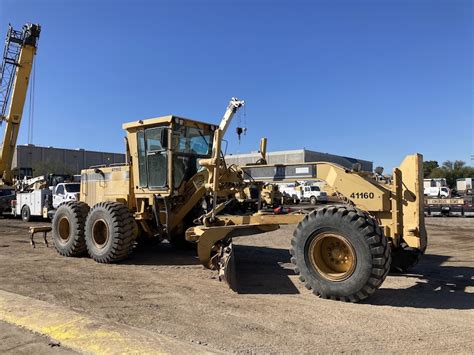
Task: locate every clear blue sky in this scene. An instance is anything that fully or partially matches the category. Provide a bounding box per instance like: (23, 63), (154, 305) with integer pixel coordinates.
(1, 0), (472, 170)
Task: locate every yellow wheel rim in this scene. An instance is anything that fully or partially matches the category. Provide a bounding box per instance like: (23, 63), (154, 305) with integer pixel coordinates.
(58, 217), (70, 244)
(308, 232), (356, 281)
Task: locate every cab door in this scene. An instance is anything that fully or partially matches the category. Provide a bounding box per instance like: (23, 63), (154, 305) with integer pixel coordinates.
(53, 184), (65, 209)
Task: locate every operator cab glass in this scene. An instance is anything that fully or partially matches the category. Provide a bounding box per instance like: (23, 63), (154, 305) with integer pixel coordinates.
(137, 127), (168, 189)
(136, 121), (214, 190)
(172, 123), (213, 189)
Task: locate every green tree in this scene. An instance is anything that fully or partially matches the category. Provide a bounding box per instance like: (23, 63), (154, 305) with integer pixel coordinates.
(423, 160), (439, 178)
(428, 160), (474, 188)
(32, 161), (75, 176)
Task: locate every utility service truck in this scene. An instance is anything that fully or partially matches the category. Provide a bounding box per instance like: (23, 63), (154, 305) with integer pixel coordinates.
(14, 174), (80, 221)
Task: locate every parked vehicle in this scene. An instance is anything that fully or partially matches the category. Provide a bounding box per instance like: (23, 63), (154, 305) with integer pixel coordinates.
(423, 178), (447, 189)
(278, 182), (327, 205)
(13, 176), (80, 221)
(278, 183), (300, 202)
(0, 186), (15, 215)
(424, 186), (450, 198)
(52, 183), (81, 209)
(425, 196), (474, 217)
(14, 188), (51, 221)
(456, 178), (473, 195)
(300, 185), (328, 204)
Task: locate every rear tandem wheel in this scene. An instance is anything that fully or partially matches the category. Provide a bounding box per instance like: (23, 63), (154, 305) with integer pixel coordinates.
(290, 205), (391, 302)
(85, 202), (137, 263)
(52, 201), (89, 257)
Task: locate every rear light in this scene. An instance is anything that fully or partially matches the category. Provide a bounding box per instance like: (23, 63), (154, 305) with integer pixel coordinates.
(10, 200), (16, 207)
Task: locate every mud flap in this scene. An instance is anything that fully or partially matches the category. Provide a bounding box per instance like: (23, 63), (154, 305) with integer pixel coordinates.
(218, 243), (238, 292)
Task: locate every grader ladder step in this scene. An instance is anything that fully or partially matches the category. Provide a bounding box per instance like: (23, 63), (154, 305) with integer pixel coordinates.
(153, 194), (170, 234)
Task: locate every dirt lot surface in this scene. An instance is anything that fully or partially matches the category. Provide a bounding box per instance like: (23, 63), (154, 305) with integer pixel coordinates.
(0, 216), (472, 353)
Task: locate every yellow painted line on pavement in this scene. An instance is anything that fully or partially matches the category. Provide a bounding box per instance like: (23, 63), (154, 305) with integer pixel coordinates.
(0, 289), (218, 354)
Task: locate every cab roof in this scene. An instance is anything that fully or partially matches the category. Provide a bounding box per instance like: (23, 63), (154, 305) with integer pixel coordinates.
(122, 115), (217, 131)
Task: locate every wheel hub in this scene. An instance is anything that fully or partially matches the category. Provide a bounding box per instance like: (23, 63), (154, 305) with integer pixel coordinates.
(92, 219), (109, 249)
(309, 232), (356, 281)
(58, 217), (70, 244)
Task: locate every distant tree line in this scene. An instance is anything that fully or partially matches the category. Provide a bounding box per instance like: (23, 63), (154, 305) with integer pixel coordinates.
(423, 160), (474, 188)
(32, 161), (76, 176)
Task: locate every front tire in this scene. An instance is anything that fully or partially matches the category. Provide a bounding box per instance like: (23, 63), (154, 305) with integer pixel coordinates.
(21, 205), (31, 222)
(85, 202), (137, 263)
(310, 196), (317, 205)
(290, 205), (391, 302)
(52, 202), (89, 257)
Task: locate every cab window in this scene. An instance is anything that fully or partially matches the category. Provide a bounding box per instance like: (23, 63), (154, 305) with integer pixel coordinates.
(136, 127), (168, 189)
(137, 131), (147, 187)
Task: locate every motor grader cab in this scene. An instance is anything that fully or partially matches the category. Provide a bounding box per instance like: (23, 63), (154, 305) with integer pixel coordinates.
(52, 98), (427, 303)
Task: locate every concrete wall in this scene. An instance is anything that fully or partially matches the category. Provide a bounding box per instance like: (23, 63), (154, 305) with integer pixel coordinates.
(225, 150), (306, 166)
(225, 149), (373, 172)
(12, 145), (126, 176)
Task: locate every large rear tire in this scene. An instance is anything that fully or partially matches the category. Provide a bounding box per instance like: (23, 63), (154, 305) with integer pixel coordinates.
(52, 202), (89, 257)
(290, 205), (391, 302)
(85, 202), (137, 263)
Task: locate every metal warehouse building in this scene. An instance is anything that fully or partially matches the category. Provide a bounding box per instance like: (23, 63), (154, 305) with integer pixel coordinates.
(12, 145), (125, 177)
(225, 149), (373, 172)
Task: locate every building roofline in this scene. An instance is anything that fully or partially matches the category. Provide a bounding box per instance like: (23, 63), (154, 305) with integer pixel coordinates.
(226, 149), (372, 164)
(16, 144), (124, 156)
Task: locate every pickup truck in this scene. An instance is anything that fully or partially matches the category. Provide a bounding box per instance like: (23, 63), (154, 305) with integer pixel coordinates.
(52, 182), (81, 209)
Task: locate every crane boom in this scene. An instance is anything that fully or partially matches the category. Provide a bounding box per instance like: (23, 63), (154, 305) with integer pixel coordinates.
(0, 23), (40, 185)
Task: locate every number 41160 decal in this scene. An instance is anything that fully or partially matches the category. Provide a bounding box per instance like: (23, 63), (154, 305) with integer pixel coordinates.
(350, 192), (375, 199)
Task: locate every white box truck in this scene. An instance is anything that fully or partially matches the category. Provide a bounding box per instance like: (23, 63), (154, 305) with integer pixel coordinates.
(456, 178), (473, 195)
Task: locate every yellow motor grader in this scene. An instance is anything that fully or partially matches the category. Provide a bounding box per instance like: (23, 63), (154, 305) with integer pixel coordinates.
(52, 98), (426, 302)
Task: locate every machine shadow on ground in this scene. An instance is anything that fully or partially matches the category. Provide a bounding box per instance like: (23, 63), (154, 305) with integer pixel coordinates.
(122, 242), (201, 266)
(368, 254), (474, 310)
(123, 242), (300, 295)
(234, 245), (299, 295)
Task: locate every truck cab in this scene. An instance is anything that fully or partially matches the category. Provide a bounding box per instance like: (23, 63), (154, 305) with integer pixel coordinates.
(301, 185), (328, 205)
(52, 183), (81, 209)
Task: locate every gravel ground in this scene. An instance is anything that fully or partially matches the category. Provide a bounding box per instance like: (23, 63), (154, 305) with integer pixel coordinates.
(0, 216), (472, 353)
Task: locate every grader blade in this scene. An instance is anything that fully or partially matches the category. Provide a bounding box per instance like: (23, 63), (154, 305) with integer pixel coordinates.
(218, 243), (238, 291)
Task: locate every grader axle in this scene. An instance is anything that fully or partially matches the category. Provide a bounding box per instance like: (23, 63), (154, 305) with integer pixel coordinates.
(52, 98), (426, 302)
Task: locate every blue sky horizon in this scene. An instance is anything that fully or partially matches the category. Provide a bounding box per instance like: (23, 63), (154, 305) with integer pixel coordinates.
(1, 0), (472, 170)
